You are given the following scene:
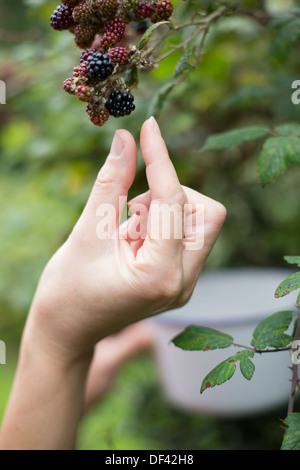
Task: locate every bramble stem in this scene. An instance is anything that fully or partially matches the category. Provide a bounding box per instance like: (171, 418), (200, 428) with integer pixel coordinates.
(287, 314), (300, 416)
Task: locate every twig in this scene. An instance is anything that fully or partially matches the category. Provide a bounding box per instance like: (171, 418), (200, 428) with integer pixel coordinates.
(287, 314), (300, 416)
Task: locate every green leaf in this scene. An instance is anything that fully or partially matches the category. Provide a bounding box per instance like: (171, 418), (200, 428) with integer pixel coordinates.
(251, 311), (293, 350)
(270, 19), (300, 63)
(275, 122), (300, 139)
(200, 356), (237, 394)
(149, 80), (176, 117)
(139, 21), (171, 50)
(200, 350), (255, 394)
(275, 272), (300, 298)
(257, 136), (300, 186)
(172, 325), (233, 351)
(281, 413), (300, 450)
(297, 292), (300, 308)
(284, 255), (300, 267)
(237, 350), (255, 381)
(202, 126), (269, 151)
(174, 46), (195, 78)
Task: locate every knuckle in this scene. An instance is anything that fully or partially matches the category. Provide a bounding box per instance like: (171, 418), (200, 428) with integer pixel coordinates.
(210, 201), (227, 227)
(156, 265), (184, 302)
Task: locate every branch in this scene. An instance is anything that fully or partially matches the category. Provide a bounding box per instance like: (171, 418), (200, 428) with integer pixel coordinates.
(287, 314), (300, 416)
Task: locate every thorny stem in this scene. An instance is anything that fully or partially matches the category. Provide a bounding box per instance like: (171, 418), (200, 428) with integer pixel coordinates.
(287, 314), (300, 416)
(232, 342), (292, 354)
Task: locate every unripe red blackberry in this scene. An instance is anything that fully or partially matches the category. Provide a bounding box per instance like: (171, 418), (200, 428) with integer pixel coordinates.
(50, 4), (75, 31)
(137, 1), (152, 18)
(104, 17), (126, 40)
(152, 0), (174, 21)
(105, 90), (135, 117)
(80, 48), (99, 63)
(75, 85), (93, 102)
(72, 2), (94, 23)
(98, 32), (119, 50)
(86, 104), (110, 126)
(87, 52), (115, 81)
(74, 23), (97, 48)
(63, 77), (76, 94)
(93, 0), (118, 18)
(108, 47), (128, 65)
(73, 61), (88, 78)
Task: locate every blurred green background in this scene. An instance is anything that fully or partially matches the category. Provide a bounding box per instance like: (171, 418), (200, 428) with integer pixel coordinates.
(1, 0), (300, 450)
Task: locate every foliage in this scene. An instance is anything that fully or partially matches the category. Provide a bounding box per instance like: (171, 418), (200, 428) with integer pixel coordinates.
(1, 0), (300, 450)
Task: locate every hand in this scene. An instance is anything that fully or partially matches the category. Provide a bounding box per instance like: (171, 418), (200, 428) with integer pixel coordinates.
(24, 117), (227, 365)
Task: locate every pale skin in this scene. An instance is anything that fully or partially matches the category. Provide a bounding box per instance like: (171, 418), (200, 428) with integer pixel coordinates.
(0, 117), (226, 450)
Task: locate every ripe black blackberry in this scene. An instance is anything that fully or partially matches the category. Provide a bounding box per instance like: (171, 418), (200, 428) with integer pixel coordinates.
(87, 52), (115, 81)
(105, 90), (135, 117)
(50, 4), (75, 31)
(80, 48), (99, 63)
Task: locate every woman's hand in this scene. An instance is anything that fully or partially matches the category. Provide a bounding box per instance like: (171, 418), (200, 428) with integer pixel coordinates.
(0, 118), (226, 449)
(24, 117), (227, 365)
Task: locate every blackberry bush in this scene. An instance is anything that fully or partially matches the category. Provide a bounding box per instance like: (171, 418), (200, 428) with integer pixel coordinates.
(52, 0), (226, 127)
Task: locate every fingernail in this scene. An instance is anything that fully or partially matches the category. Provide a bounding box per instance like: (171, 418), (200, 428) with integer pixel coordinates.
(149, 116), (161, 136)
(109, 130), (125, 158)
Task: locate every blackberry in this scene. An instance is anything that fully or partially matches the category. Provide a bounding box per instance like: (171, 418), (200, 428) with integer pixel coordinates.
(104, 17), (126, 40)
(63, 77), (76, 95)
(86, 104), (110, 126)
(50, 4), (75, 31)
(80, 48), (99, 63)
(72, 2), (94, 24)
(108, 47), (128, 65)
(152, 0), (174, 21)
(137, 1), (152, 18)
(93, 0), (118, 18)
(75, 85), (93, 102)
(105, 90), (135, 117)
(87, 52), (115, 81)
(124, 0), (139, 9)
(74, 23), (97, 48)
(98, 32), (119, 50)
(61, 0), (81, 5)
(73, 61), (88, 78)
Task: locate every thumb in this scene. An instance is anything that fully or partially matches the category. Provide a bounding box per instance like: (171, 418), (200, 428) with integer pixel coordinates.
(74, 130), (137, 242)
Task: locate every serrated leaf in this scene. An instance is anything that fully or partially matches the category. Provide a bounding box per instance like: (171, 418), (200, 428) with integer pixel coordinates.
(237, 350), (255, 381)
(202, 126), (269, 151)
(174, 47), (195, 78)
(172, 325), (233, 351)
(281, 413), (300, 450)
(270, 19), (300, 62)
(200, 356), (237, 394)
(284, 255), (300, 267)
(251, 311), (293, 350)
(139, 21), (171, 50)
(275, 122), (300, 138)
(200, 350), (255, 394)
(257, 136), (300, 186)
(275, 272), (300, 298)
(149, 80), (176, 117)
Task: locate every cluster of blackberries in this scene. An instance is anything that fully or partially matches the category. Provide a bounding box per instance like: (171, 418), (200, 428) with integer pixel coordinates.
(51, 0), (174, 126)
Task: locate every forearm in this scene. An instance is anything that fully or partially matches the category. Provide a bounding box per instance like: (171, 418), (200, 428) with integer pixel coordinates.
(0, 326), (92, 450)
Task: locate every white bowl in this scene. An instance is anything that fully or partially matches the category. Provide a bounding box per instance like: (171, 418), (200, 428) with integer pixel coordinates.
(150, 268), (298, 417)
